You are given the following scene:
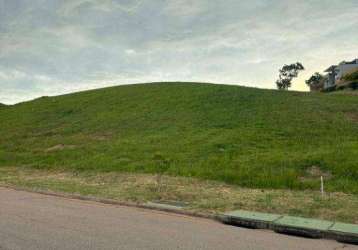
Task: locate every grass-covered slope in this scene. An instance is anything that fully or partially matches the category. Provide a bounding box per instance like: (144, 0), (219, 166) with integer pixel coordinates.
(1, 82), (357, 193)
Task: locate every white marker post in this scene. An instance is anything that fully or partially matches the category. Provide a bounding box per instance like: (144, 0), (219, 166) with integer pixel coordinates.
(320, 176), (324, 197)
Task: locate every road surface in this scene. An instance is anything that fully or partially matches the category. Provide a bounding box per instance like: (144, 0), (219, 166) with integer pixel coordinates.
(0, 187), (356, 250)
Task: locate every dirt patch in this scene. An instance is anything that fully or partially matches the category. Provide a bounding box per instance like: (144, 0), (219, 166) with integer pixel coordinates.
(45, 144), (77, 152)
(345, 112), (358, 122)
(300, 166), (332, 182)
(307, 166), (331, 178)
(88, 133), (113, 141)
(91, 135), (109, 141)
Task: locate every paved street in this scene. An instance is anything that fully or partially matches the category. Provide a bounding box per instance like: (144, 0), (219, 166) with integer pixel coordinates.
(0, 187), (356, 250)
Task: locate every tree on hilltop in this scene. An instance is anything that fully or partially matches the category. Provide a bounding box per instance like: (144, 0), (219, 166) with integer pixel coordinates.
(276, 62), (305, 90)
(306, 72), (324, 91)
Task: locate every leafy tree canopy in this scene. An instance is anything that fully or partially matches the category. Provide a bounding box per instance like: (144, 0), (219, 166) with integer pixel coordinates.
(276, 62), (305, 90)
(306, 72), (324, 87)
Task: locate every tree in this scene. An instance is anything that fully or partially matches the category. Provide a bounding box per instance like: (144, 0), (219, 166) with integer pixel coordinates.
(305, 72), (324, 88)
(276, 62), (305, 90)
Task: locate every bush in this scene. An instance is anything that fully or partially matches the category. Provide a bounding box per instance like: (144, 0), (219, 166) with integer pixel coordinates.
(343, 69), (358, 81)
(348, 81), (358, 90)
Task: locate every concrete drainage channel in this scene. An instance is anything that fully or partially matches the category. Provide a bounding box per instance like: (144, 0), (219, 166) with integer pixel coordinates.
(222, 210), (358, 245)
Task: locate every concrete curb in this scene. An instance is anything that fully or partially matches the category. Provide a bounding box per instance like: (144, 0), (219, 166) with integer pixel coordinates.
(272, 216), (334, 239)
(0, 185), (220, 221)
(222, 209), (358, 244)
(223, 210), (282, 229)
(327, 223), (358, 244)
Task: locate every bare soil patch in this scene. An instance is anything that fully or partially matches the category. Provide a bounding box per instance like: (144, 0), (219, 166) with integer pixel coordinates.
(88, 133), (113, 141)
(300, 166), (332, 182)
(345, 112), (358, 123)
(45, 144), (77, 152)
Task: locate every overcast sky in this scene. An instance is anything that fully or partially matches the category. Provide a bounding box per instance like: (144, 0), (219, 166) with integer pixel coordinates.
(0, 0), (357, 104)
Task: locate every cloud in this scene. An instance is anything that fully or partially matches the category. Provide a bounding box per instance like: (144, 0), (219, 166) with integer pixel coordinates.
(0, 0), (358, 104)
(58, 0), (143, 17)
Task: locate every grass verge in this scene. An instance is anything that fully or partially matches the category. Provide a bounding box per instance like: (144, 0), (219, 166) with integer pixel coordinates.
(1, 166), (357, 224)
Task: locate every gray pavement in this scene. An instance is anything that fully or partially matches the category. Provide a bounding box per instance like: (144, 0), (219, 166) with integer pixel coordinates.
(0, 187), (356, 250)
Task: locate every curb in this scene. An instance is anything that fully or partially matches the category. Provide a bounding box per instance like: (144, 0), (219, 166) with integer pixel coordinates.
(327, 223), (358, 244)
(222, 209), (358, 244)
(272, 216), (334, 239)
(223, 210), (282, 229)
(0, 185), (220, 221)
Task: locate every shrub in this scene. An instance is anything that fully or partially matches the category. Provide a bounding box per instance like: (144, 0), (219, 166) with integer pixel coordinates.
(343, 69), (358, 81)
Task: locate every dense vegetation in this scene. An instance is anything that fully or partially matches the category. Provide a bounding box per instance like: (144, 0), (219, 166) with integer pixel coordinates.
(343, 69), (358, 82)
(1, 83), (357, 193)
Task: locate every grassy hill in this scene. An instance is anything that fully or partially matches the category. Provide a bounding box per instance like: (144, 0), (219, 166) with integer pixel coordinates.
(1, 82), (358, 193)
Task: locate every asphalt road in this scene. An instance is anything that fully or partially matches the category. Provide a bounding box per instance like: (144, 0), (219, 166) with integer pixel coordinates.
(0, 187), (356, 250)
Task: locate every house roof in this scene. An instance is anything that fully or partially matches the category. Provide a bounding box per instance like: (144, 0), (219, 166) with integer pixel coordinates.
(324, 65), (337, 72)
(338, 59), (358, 65)
(345, 59), (358, 64)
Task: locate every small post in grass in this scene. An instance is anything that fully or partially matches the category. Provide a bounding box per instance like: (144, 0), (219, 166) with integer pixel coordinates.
(153, 152), (171, 194)
(320, 176), (324, 197)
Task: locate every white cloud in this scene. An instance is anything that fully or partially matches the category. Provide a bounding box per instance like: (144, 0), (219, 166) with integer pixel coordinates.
(58, 0), (143, 17)
(0, 0), (358, 104)
(163, 0), (208, 16)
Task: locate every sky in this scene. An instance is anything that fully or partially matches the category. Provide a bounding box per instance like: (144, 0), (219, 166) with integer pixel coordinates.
(0, 0), (358, 104)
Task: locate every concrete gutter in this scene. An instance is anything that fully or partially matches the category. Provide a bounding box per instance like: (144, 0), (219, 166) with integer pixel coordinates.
(223, 210), (358, 244)
(272, 216), (334, 239)
(328, 223), (358, 244)
(222, 210), (282, 229)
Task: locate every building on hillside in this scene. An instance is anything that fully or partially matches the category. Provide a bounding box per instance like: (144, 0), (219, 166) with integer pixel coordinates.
(323, 59), (358, 90)
(324, 65), (337, 90)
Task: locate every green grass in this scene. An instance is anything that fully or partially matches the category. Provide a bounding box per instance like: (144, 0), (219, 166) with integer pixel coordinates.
(1, 82), (358, 193)
(1, 166), (357, 223)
